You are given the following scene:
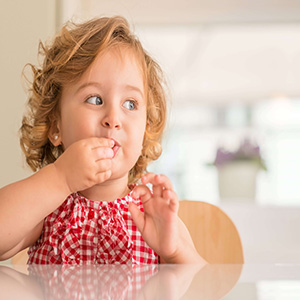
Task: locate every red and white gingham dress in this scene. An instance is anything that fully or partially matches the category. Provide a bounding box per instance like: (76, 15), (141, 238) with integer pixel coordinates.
(28, 191), (158, 264)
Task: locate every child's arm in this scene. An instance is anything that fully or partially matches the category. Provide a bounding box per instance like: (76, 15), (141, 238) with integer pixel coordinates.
(0, 137), (114, 260)
(129, 173), (207, 264)
(0, 164), (69, 260)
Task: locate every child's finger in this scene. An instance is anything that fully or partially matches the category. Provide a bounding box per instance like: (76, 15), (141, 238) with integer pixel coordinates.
(142, 173), (173, 190)
(141, 172), (156, 184)
(89, 137), (115, 149)
(128, 202), (145, 234)
(162, 189), (179, 213)
(142, 173), (175, 198)
(94, 147), (114, 160)
(132, 185), (152, 204)
(154, 174), (174, 191)
(162, 189), (177, 201)
(95, 169), (112, 184)
(142, 173), (163, 197)
(141, 173), (162, 197)
(95, 158), (112, 172)
(152, 183), (162, 197)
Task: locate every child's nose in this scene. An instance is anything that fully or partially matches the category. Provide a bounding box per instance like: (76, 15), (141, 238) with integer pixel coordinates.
(101, 108), (121, 129)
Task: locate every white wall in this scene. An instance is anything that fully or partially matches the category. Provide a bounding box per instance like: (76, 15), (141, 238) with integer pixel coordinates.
(0, 1), (57, 187)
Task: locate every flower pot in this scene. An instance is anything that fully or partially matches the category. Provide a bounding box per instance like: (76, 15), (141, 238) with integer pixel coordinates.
(217, 161), (260, 201)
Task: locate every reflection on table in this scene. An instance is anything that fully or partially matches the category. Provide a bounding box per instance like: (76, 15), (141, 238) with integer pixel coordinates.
(1, 263), (300, 299)
(0, 263), (241, 299)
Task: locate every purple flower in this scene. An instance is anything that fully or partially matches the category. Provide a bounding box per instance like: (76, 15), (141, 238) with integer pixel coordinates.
(213, 139), (266, 170)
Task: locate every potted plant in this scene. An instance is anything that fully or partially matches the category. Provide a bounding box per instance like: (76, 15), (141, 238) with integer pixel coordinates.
(212, 139), (266, 201)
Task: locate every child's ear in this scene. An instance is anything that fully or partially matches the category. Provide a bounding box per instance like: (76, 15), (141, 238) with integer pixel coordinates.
(48, 120), (62, 146)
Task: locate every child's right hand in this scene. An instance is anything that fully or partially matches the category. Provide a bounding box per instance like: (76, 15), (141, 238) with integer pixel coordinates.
(53, 137), (114, 194)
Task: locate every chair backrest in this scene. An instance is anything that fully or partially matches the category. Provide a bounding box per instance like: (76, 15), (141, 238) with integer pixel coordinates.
(178, 200), (244, 264)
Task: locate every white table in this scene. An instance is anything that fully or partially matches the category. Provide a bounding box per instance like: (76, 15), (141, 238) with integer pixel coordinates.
(1, 263), (300, 299)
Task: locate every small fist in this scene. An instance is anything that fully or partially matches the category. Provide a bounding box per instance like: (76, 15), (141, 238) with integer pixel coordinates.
(54, 137), (114, 193)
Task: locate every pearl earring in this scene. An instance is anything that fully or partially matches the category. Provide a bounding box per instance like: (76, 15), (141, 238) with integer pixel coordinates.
(54, 135), (58, 141)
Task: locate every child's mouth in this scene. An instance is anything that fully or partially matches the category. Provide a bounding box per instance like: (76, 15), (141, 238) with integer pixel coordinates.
(110, 139), (120, 157)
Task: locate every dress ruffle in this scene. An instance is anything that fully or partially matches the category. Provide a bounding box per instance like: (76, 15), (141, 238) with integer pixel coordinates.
(28, 191), (158, 265)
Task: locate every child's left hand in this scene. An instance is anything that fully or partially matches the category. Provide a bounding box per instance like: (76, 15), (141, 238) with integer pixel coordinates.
(129, 173), (186, 263)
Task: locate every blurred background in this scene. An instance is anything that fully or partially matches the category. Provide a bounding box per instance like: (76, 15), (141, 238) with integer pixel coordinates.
(1, 0), (300, 268)
(2, 0), (300, 206)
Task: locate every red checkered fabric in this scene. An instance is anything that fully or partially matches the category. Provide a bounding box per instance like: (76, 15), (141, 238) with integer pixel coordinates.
(28, 191), (158, 264)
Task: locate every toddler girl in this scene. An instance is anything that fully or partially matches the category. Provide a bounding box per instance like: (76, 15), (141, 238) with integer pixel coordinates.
(0, 16), (205, 265)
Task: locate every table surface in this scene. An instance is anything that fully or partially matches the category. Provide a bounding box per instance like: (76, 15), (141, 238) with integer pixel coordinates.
(1, 263), (300, 299)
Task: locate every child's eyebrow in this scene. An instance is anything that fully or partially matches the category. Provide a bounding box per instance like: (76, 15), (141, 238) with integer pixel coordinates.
(124, 84), (144, 98)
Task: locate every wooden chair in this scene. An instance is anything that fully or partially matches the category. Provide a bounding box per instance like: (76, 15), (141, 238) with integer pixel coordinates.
(178, 200), (244, 264)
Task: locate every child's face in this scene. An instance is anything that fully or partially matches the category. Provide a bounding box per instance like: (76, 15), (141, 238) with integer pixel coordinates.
(57, 47), (147, 181)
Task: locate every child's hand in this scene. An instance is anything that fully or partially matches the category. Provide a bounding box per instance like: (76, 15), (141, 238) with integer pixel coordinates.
(129, 173), (181, 262)
(53, 137), (114, 194)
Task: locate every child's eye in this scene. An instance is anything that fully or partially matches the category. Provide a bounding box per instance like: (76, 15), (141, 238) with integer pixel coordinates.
(86, 96), (103, 105)
(123, 99), (137, 110)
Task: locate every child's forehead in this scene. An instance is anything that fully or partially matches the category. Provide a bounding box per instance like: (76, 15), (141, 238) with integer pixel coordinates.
(80, 46), (146, 87)
(95, 46), (141, 68)
(62, 45), (147, 98)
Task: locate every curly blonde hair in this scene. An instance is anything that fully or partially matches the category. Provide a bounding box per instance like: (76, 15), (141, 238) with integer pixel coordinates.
(20, 16), (167, 184)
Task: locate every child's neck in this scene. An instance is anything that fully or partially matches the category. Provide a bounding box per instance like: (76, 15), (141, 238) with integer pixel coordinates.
(79, 175), (131, 202)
